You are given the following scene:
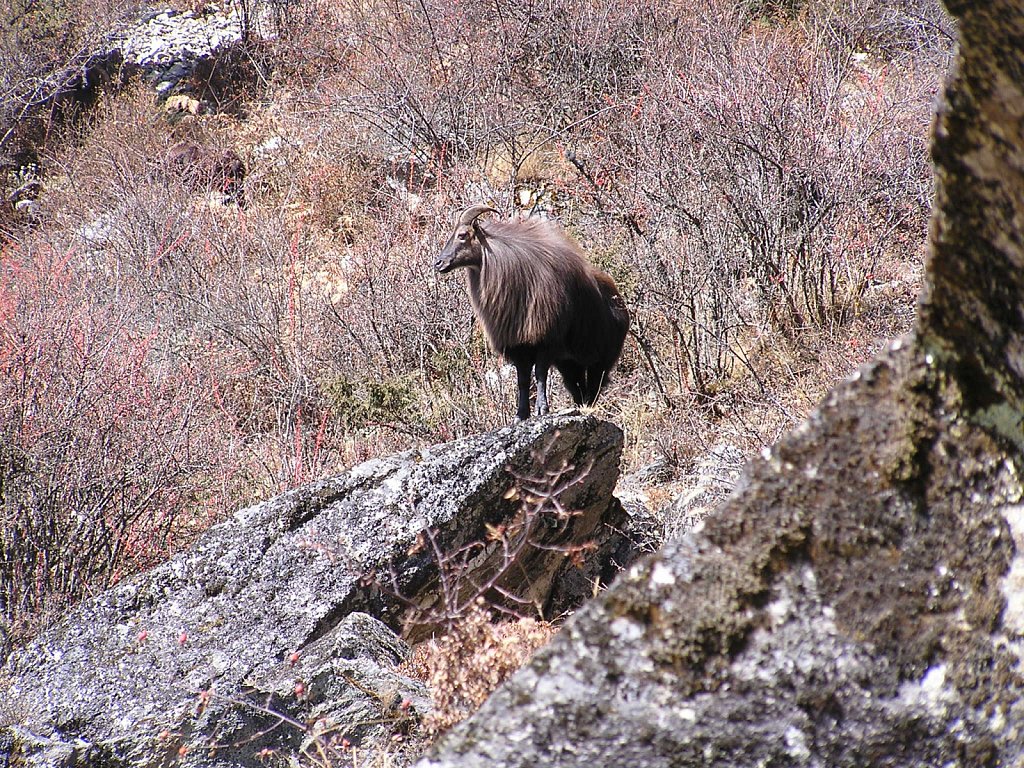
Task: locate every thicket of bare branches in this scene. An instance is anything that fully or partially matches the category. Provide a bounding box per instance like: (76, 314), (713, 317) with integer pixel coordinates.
(1, 0), (953, 642)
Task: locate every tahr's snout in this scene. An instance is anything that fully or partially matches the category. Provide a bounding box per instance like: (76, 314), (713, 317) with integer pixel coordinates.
(434, 251), (457, 273)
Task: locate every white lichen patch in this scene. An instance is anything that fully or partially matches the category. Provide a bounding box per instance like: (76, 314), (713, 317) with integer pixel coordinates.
(762, 568), (818, 630)
(784, 725), (811, 761)
(209, 650), (232, 672)
(649, 561), (677, 588)
(990, 705), (1006, 733)
(1000, 504), (1024, 641)
(610, 616), (645, 642)
(626, 561), (648, 582)
(976, 403), (1024, 453)
(897, 664), (955, 716)
(766, 594), (793, 627)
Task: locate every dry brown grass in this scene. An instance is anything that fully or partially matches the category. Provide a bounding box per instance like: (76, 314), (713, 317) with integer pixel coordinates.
(400, 601), (557, 737)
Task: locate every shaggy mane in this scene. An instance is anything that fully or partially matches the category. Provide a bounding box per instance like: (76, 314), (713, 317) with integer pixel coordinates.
(467, 217), (593, 350)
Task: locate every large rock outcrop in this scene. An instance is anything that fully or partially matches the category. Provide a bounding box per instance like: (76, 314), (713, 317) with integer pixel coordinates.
(1, 414), (634, 766)
(418, 2), (1024, 766)
(104, 7), (246, 95)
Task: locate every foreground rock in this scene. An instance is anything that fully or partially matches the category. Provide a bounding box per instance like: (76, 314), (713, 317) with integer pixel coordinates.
(2, 414), (633, 766)
(419, 2), (1024, 766)
(423, 343), (1024, 767)
(5, 612), (428, 767)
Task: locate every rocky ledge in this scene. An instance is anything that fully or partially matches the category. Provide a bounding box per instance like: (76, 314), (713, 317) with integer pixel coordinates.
(1, 414), (641, 767)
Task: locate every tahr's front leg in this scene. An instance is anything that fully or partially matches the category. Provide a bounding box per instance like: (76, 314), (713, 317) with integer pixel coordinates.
(515, 361), (533, 420)
(535, 358), (551, 416)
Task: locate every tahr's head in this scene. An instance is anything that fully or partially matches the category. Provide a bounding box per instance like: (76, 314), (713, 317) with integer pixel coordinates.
(434, 205), (497, 273)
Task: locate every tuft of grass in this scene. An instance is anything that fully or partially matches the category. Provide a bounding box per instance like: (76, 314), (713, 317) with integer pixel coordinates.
(400, 601), (557, 737)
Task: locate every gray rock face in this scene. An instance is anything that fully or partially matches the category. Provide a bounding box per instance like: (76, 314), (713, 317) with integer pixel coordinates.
(2, 414), (633, 766)
(109, 8), (244, 67)
(103, 7), (246, 95)
(418, 2), (1024, 766)
(5, 612), (428, 767)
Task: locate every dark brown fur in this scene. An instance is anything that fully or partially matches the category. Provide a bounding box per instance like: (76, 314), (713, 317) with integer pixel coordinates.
(435, 206), (630, 419)
(165, 141), (246, 204)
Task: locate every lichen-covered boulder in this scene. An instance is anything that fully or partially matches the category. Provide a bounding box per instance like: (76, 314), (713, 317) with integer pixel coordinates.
(2, 414), (634, 766)
(421, 343), (1024, 767)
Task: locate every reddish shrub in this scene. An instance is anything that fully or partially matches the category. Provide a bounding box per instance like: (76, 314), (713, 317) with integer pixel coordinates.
(0, 241), (238, 639)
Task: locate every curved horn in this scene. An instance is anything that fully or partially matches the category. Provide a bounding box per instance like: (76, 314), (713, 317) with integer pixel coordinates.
(457, 205), (498, 226)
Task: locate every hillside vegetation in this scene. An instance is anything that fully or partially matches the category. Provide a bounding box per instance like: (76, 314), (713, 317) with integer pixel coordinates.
(0, 0), (953, 643)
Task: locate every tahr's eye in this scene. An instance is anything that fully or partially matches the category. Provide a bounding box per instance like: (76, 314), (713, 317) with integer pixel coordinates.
(457, 231), (470, 242)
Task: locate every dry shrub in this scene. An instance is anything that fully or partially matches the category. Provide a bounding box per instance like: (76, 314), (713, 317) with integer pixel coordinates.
(401, 601), (556, 737)
(579, 4), (942, 394)
(259, 0), (950, 468)
(269, 0), (668, 198)
(1, 93), (256, 639)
